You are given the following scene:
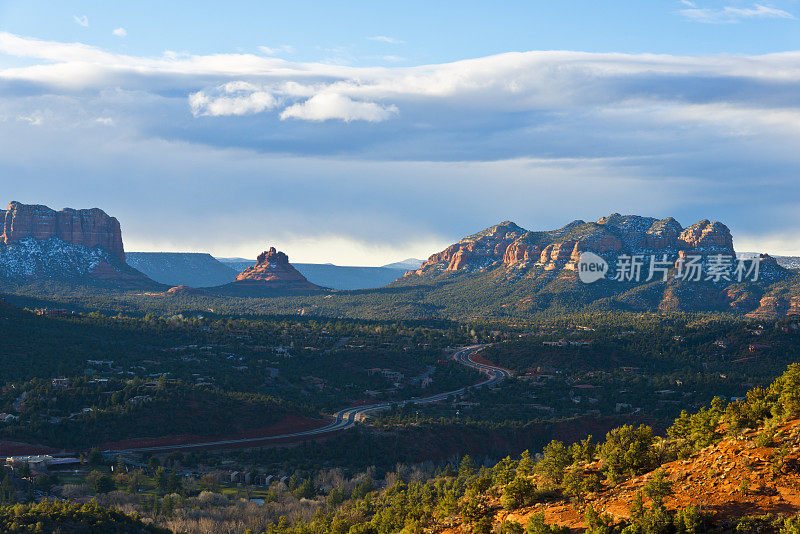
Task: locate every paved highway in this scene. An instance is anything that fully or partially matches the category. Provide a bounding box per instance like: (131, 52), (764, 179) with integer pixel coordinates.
(111, 345), (509, 453)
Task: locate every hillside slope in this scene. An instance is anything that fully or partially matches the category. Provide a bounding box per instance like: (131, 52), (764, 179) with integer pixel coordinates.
(127, 252), (236, 287)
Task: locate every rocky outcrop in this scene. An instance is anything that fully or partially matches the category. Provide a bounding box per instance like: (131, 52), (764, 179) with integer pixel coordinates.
(231, 247), (320, 291)
(503, 242), (541, 265)
(0, 201), (158, 289)
(2, 201), (125, 261)
(411, 214), (738, 277)
(409, 221), (527, 275)
(645, 217), (683, 249)
(235, 247), (315, 285)
(677, 219), (734, 252)
(400, 213), (793, 316)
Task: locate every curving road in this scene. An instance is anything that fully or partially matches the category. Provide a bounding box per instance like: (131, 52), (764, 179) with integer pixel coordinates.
(111, 345), (509, 453)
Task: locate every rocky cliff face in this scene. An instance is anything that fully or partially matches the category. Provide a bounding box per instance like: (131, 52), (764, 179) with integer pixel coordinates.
(1, 201), (125, 262)
(401, 214), (793, 315)
(233, 247), (320, 290)
(0, 201), (156, 289)
(408, 214), (738, 276)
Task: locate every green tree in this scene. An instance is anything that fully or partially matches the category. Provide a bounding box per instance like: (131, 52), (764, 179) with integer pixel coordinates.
(87, 471), (115, 494)
(494, 456), (517, 486)
(600, 425), (656, 480)
(538, 440), (570, 485)
(518, 450), (534, 476)
(459, 455), (477, 478)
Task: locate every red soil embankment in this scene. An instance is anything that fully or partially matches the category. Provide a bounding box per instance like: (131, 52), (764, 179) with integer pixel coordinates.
(98, 415), (328, 451)
(0, 440), (60, 456)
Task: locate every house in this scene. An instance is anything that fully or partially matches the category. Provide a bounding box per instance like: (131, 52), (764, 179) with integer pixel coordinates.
(5, 455), (80, 472)
(51, 378), (69, 388)
(0, 413), (18, 423)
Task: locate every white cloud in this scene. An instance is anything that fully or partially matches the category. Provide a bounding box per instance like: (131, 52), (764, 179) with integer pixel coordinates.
(680, 3), (795, 23)
(95, 117), (114, 125)
(17, 112), (43, 126)
(189, 82), (278, 117)
(368, 35), (404, 44)
(258, 44), (294, 55)
(112, 27), (127, 37)
(73, 15), (89, 27)
(280, 93), (398, 122)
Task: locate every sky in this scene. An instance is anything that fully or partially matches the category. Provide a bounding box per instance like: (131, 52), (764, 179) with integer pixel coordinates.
(1, 1), (799, 265)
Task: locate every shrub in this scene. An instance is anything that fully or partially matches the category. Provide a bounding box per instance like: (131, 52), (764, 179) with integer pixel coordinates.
(781, 516), (800, 534)
(501, 477), (536, 510)
(642, 469), (673, 507)
(525, 512), (569, 534)
(600, 425), (657, 480)
(584, 506), (622, 534)
(775, 363), (800, 419)
(674, 506), (705, 534)
(495, 519), (525, 534)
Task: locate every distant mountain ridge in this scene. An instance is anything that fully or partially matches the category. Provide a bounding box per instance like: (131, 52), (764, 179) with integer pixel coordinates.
(127, 252), (236, 287)
(395, 214), (795, 317)
(381, 258), (424, 270)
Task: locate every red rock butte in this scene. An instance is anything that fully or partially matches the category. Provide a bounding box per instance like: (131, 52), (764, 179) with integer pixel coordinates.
(1, 201), (125, 262)
(234, 247), (320, 289)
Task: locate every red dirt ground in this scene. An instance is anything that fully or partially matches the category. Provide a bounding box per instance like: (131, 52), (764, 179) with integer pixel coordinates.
(0, 440), (61, 456)
(470, 350), (505, 369)
(98, 415), (329, 451)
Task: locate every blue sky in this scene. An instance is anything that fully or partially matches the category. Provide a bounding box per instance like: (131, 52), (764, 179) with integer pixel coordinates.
(1, 1), (799, 263)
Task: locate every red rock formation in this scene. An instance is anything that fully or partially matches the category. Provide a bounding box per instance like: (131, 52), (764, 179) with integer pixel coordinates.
(678, 219), (734, 251)
(503, 242), (542, 265)
(570, 234), (623, 261)
(165, 285), (208, 296)
(1, 201), (125, 261)
(416, 221), (526, 272)
(645, 217), (683, 249)
(234, 247), (320, 289)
